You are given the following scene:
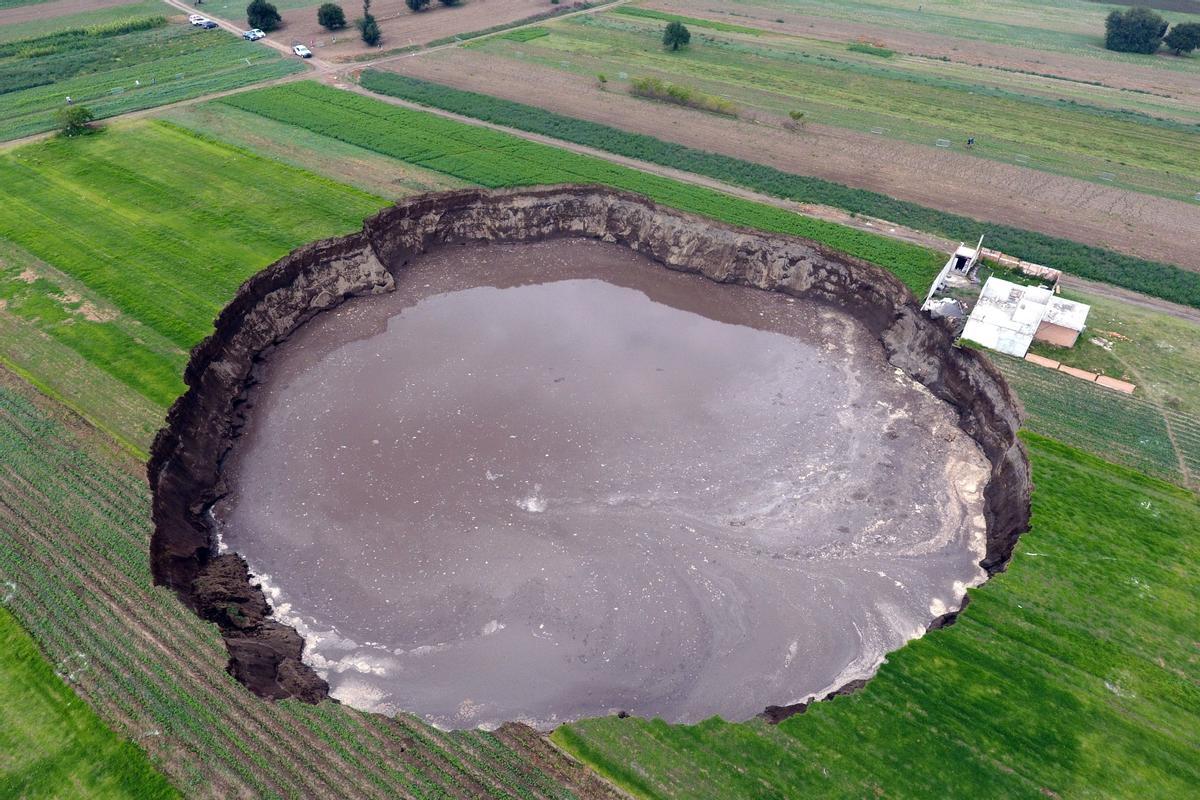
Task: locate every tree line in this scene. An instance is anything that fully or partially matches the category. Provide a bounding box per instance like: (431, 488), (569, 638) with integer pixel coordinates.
(1105, 6), (1200, 55)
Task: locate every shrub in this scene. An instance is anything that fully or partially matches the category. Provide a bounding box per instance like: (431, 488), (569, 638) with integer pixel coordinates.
(1164, 21), (1200, 54)
(247, 0), (282, 32)
(439, 0), (459, 5)
(629, 76), (736, 116)
(57, 105), (94, 136)
(406, 0), (430, 10)
(317, 3), (346, 30)
(1104, 7), (1168, 54)
(662, 20), (690, 51)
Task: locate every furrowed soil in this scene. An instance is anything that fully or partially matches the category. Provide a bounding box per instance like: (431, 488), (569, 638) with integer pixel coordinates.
(0, 367), (623, 800)
(378, 50), (1200, 271)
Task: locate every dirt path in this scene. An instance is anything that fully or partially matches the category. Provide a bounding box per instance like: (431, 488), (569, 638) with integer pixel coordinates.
(379, 51), (1200, 272)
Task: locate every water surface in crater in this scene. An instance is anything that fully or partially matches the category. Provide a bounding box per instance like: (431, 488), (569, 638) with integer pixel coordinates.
(215, 239), (988, 729)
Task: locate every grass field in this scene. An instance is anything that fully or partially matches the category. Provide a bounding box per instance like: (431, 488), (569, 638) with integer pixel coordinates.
(0, 18), (302, 141)
(0, 374), (615, 799)
(462, 11), (1200, 202)
(695, 0), (1200, 65)
(0, 606), (179, 799)
(553, 432), (1200, 798)
(0, 0), (167, 43)
(0, 119), (385, 450)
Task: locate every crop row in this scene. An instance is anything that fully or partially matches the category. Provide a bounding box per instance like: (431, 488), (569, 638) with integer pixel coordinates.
(220, 82), (945, 292)
(0, 384), (597, 799)
(358, 71), (1200, 308)
(0, 23), (301, 141)
(993, 356), (1184, 483)
(0, 120), (384, 408)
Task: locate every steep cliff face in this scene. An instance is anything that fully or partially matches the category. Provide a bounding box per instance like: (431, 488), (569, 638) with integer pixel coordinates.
(148, 186), (1031, 707)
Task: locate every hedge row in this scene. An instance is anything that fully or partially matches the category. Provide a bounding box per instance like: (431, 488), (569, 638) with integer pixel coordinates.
(359, 70), (1200, 308)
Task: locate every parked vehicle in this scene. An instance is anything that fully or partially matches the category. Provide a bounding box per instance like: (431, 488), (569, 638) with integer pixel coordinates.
(243, 29), (266, 41)
(293, 44), (313, 58)
(199, 20), (218, 29)
(187, 14), (206, 24)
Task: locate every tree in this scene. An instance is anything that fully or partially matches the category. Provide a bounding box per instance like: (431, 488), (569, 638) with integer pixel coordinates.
(246, 0), (282, 32)
(1164, 22), (1200, 55)
(662, 20), (690, 51)
(57, 105), (94, 137)
(438, 0), (459, 5)
(405, 0), (430, 11)
(357, 0), (380, 44)
(317, 2), (346, 30)
(1104, 6), (1168, 54)
(357, 15), (380, 44)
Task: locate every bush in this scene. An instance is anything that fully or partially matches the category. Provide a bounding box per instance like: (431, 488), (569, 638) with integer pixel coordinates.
(630, 76), (736, 116)
(1164, 22), (1200, 54)
(1104, 7), (1168, 54)
(57, 105), (94, 136)
(406, 0), (430, 10)
(356, 71), (1200, 308)
(663, 20), (690, 51)
(247, 0), (282, 32)
(438, 0), (459, 5)
(317, 3), (346, 30)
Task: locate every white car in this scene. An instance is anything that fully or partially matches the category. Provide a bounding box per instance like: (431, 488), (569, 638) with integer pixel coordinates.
(187, 14), (205, 24)
(243, 28), (265, 41)
(293, 44), (313, 58)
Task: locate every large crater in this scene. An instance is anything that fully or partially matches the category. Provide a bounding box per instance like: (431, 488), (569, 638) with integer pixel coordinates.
(149, 186), (1031, 728)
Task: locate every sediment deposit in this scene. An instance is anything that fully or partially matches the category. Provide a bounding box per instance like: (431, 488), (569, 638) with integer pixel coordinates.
(149, 186), (1031, 717)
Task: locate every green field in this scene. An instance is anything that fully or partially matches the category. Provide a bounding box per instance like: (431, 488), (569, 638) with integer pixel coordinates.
(695, 0), (1200, 64)
(462, 11), (1200, 202)
(0, 606), (178, 799)
(994, 356), (1200, 487)
(0, 119), (385, 450)
(0, 18), (302, 141)
(0, 0), (167, 44)
(218, 82), (946, 289)
(554, 432), (1200, 798)
(0, 377), (609, 798)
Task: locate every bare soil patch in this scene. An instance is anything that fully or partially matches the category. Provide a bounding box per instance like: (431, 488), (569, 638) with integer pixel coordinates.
(276, 0), (554, 60)
(0, 0), (138, 28)
(382, 51), (1200, 270)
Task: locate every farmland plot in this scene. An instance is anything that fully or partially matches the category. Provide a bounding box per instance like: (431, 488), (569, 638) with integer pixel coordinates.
(0, 119), (385, 447)
(0, 17), (302, 141)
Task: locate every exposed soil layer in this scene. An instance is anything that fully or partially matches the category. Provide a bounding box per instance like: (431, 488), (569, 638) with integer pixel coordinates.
(149, 185), (1031, 711)
(211, 238), (990, 727)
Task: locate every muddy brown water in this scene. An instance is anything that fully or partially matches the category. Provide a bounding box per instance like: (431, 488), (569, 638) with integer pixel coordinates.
(214, 239), (989, 729)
